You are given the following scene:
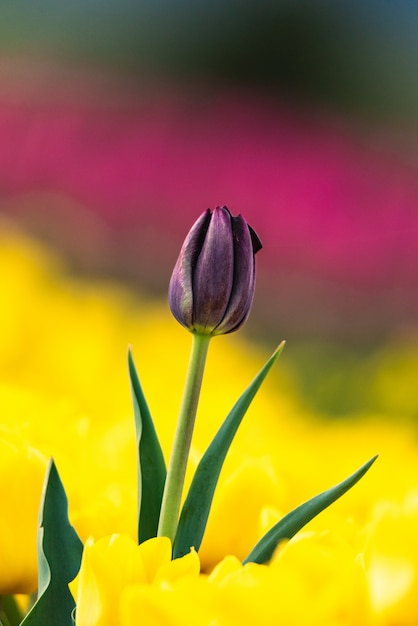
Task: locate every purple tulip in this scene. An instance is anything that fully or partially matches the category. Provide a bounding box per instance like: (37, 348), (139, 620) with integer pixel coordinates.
(168, 206), (262, 335)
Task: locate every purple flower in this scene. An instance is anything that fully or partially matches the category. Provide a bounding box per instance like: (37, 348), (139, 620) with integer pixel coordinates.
(169, 206), (262, 335)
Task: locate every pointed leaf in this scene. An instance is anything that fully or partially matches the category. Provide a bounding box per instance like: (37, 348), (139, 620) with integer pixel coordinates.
(20, 460), (83, 626)
(243, 454), (378, 564)
(173, 342), (285, 558)
(128, 348), (166, 543)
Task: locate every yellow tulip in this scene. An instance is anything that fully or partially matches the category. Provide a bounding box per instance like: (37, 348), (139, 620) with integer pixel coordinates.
(118, 529), (371, 626)
(71, 534), (200, 626)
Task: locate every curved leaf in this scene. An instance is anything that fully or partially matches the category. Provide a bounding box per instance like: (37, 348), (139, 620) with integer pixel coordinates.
(128, 348), (166, 544)
(173, 342), (285, 558)
(20, 460), (83, 625)
(243, 454), (378, 564)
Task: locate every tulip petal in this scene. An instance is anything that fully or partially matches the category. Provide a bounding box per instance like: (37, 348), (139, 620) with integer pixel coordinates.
(215, 213), (260, 334)
(168, 209), (211, 330)
(192, 206), (234, 333)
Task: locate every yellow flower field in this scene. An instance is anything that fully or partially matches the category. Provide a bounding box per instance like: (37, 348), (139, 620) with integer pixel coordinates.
(1, 225), (418, 624)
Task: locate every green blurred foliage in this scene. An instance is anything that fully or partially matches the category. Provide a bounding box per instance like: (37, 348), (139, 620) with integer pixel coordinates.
(282, 335), (418, 419)
(0, 1), (417, 120)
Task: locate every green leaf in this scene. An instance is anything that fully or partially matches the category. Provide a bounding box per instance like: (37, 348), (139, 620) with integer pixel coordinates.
(20, 460), (83, 626)
(173, 342), (285, 558)
(128, 348), (167, 544)
(243, 454), (378, 565)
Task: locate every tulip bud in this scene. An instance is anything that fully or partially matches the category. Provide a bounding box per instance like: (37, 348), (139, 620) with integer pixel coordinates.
(168, 206), (262, 335)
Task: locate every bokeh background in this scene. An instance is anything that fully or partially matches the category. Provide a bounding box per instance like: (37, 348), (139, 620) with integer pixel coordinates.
(1, 0), (417, 419)
(2, 4), (418, 617)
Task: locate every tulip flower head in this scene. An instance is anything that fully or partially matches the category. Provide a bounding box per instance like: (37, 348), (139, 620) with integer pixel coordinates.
(169, 206), (262, 336)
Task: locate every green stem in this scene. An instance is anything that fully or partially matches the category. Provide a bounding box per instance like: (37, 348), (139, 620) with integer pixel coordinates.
(158, 332), (211, 543)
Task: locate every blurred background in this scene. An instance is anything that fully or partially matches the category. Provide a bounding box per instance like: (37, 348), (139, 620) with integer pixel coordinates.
(0, 0), (417, 420)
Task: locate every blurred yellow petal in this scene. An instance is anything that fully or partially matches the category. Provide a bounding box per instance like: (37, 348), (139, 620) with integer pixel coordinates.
(121, 578), (215, 626)
(200, 455), (285, 569)
(0, 428), (47, 594)
(258, 505), (283, 538)
(365, 495), (418, 625)
(271, 530), (371, 625)
(208, 555), (242, 583)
